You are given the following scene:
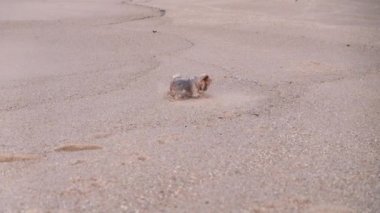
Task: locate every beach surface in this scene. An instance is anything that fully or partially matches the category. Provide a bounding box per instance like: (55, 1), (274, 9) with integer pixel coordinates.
(0, 0), (379, 212)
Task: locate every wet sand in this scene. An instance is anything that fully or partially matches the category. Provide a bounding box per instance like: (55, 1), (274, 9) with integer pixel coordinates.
(0, 0), (379, 212)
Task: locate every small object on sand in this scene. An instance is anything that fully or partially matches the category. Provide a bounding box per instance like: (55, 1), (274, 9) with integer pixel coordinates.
(168, 74), (212, 100)
(152, 30), (158, 33)
(346, 44), (351, 47)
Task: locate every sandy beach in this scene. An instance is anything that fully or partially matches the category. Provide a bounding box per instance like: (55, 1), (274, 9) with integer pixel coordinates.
(1, 0), (379, 212)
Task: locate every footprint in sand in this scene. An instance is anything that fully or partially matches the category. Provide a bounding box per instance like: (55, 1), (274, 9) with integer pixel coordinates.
(0, 153), (39, 163)
(54, 144), (102, 152)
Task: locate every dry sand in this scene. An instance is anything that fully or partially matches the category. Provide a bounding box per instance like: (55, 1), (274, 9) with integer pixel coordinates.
(1, 0), (379, 212)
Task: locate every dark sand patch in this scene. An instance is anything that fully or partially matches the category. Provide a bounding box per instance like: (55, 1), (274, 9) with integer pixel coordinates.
(54, 144), (102, 152)
(0, 153), (39, 163)
(91, 132), (113, 140)
(137, 156), (148, 161)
